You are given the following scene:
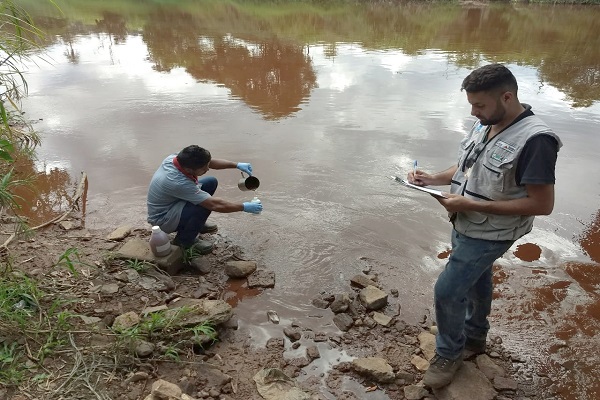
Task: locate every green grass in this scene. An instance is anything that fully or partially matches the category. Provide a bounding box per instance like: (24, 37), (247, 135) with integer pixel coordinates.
(125, 258), (150, 272)
(0, 249), (84, 385)
(112, 306), (218, 359)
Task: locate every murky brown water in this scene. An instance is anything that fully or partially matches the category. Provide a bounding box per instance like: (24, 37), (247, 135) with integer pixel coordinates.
(14, 1), (600, 398)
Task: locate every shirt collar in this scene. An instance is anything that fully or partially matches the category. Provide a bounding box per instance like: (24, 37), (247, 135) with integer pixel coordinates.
(172, 156), (198, 184)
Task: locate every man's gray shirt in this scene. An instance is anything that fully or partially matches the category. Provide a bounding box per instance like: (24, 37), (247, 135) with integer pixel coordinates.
(147, 154), (211, 233)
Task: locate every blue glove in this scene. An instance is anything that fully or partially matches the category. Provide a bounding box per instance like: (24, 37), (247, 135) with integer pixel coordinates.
(243, 202), (263, 214)
(237, 162), (253, 176)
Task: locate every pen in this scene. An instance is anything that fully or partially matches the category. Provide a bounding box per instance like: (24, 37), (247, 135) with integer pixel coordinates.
(413, 160), (418, 177)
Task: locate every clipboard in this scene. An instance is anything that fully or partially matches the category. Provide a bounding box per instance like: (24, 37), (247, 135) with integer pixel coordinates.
(390, 176), (448, 198)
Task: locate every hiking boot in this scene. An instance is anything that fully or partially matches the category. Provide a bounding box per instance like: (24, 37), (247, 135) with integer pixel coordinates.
(199, 221), (218, 234)
(423, 353), (463, 389)
(464, 336), (486, 357)
(172, 238), (213, 255)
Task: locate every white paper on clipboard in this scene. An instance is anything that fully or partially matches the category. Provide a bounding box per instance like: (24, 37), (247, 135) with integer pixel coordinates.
(390, 176), (448, 198)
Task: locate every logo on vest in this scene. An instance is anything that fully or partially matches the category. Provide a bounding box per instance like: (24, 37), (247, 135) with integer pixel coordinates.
(495, 140), (517, 153)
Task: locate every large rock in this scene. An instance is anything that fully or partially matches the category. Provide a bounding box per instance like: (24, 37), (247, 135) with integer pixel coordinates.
(225, 260), (257, 278)
(352, 357), (395, 383)
(253, 368), (310, 400)
(434, 361), (496, 400)
(115, 238), (183, 275)
(247, 270), (275, 288)
(476, 354), (506, 380)
(166, 298), (232, 326)
(350, 274), (379, 289)
(106, 226), (132, 241)
(359, 285), (388, 310)
(493, 376), (518, 391)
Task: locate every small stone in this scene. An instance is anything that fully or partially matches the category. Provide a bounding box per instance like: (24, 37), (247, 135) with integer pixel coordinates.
(58, 220), (76, 230)
(410, 355), (430, 371)
(330, 294), (350, 314)
(283, 327), (302, 342)
(126, 371), (149, 383)
(101, 283), (120, 294)
(151, 379), (182, 399)
(363, 316), (377, 329)
(311, 298), (330, 309)
(306, 345), (320, 360)
(372, 312), (392, 327)
(134, 340), (155, 357)
(332, 313), (354, 332)
(112, 311), (140, 331)
(314, 333), (328, 342)
(267, 310), (280, 324)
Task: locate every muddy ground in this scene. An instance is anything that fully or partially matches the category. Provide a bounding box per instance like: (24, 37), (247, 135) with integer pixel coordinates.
(0, 213), (576, 400)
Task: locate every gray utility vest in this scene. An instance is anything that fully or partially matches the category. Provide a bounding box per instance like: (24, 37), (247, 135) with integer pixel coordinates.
(450, 115), (562, 241)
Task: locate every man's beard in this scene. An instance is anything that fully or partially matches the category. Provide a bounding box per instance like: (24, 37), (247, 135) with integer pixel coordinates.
(479, 101), (505, 126)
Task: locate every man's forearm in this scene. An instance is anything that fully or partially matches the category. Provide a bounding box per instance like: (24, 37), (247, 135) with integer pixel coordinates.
(201, 197), (244, 212)
(471, 197), (551, 216)
(209, 159), (237, 170)
(431, 165), (458, 185)
(469, 184), (555, 216)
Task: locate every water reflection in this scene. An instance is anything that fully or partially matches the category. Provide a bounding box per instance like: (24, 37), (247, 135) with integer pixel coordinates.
(12, 157), (77, 225)
(23, 1), (600, 109)
(142, 10), (317, 119)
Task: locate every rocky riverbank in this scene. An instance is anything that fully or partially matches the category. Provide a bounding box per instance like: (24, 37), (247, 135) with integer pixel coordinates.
(0, 217), (549, 400)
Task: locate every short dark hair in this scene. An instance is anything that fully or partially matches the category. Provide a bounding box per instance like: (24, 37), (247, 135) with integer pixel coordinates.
(177, 145), (211, 169)
(461, 64), (518, 96)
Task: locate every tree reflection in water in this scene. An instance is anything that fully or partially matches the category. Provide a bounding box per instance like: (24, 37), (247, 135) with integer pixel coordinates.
(12, 157), (77, 226)
(143, 10), (317, 120)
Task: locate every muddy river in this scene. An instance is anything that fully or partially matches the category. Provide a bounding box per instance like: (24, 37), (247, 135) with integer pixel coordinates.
(14, 1), (600, 398)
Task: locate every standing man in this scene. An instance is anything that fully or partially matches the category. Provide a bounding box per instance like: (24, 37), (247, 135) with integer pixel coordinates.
(147, 145), (263, 254)
(408, 64), (561, 389)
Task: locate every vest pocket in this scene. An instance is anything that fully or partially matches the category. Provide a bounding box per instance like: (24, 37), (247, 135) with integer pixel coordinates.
(482, 148), (517, 193)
